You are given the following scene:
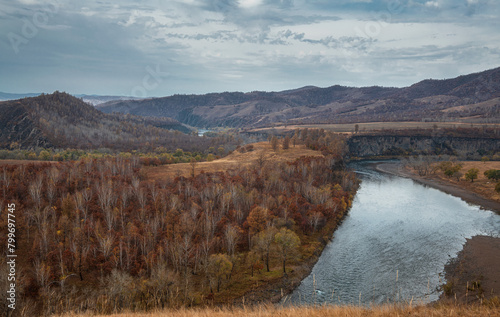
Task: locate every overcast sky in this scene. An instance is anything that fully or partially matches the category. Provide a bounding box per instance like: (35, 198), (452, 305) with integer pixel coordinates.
(1, 0), (499, 97)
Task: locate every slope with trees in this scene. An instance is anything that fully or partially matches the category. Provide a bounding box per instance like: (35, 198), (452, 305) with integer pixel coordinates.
(0, 92), (234, 153)
(0, 129), (358, 315)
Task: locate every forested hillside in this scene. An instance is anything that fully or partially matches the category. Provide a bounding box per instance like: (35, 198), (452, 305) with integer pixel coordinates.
(0, 131), (357, 315)
(0, 92), (228, 152)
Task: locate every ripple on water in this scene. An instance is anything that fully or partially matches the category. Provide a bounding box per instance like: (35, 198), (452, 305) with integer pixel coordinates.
(287, 162), (500, 306)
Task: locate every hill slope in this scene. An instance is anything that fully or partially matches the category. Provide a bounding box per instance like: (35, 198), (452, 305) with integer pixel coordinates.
(97, 67), (500, 128)
(0, 92), (215, 151)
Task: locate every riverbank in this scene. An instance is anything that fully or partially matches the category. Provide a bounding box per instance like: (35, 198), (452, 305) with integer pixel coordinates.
(232, 210), (354, 306)
(375, 161), (500, 305)
(374, 161), (500, 214)
(441, 235), (500, 305)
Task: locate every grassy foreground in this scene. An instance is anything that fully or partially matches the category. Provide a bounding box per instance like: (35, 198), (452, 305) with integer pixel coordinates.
(58, 304), (500, 317)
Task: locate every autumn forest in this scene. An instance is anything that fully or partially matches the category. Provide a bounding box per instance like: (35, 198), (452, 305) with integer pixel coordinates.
(0, 128), (357, 315)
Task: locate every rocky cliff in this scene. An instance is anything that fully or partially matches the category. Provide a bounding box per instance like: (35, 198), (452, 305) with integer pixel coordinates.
(348, 135), (500, 158)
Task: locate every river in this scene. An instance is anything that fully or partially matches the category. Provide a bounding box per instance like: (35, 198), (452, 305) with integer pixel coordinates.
(286, 162), (500, 306)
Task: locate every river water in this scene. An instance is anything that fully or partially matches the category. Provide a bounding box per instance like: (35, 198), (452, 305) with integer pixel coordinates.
(286, 162), (500, 306)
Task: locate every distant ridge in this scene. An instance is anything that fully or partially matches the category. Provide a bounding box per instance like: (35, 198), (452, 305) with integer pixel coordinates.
(0, 92), (141, 106)
(0, 92), (214, 151)
(0, 92), (42, 101)
(97, 67), (500, 128)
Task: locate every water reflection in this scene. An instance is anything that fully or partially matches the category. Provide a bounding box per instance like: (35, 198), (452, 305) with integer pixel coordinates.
(286, 162), (500, 306)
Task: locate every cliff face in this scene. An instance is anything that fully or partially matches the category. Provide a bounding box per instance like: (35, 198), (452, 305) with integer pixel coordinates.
(348, 135), (500, 158)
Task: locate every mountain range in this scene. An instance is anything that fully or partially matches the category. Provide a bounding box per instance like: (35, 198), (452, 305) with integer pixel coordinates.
(96, 67), (500, 128)
(1, 67), (499, 151)
(0, 92), (140, 106)
(0, 92), (218, 151)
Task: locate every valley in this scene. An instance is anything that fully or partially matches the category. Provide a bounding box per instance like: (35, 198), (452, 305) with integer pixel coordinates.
(1, 68), (500, 316)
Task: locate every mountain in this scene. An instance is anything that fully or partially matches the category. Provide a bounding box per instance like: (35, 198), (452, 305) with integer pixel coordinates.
(0, 92), (141, 106)
(97, 67), (500, 128)
(0, 92), (216, 151)
(75, 94), (142, 106)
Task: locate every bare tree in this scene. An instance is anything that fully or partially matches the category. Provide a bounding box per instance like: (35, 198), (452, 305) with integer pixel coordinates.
(224, 224), (240, 257)
(46, 179), (56, 207)
(95, 229), (115, 259)
(34, 260), (51, 293)
(190, 158), (197, 178)
(137, 187), (148, 221)
(29, 175), (44, 214)
(282, 135), (290, 150)
(96, 181), (116, 230)
(1, 167), (11, 199)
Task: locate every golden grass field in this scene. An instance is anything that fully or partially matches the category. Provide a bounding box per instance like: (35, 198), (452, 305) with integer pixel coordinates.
(143, 142), (323, 180)
(250, 121), (500, 134)
(58, 303), (500, 317)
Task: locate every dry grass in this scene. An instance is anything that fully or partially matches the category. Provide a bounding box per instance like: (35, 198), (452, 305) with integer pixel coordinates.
(57, 303), (500, 317)
(432, 161), (500, 202)
(143, 142), (323, 180)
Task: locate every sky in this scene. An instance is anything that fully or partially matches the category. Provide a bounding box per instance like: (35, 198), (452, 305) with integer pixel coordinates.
(1, 0), (499, 97)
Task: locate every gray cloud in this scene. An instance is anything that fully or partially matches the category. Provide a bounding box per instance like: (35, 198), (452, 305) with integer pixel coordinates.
(1, 0), (499, 95)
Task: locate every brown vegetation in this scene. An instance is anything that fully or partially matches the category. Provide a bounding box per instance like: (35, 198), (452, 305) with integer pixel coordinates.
(98, 67), (500, 128)
(0, 92), (238, 152)
(410, 161), (500, 203)
(143, 142), (322, 179)
(58, 303), (500, 317)
(0, 130), (357, 316)
(251, 121), (500, 134)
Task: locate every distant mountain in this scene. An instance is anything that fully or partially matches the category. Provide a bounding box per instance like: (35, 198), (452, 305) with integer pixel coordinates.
(97, 67), (500, 128)
(76, 94), (142, 106)
(0, 92), (216, 151)
(0, 92), (140, 106)
(0, 92), (42, 101)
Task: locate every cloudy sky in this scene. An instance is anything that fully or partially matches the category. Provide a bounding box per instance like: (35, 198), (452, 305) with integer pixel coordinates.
(1, 0), (499, 97)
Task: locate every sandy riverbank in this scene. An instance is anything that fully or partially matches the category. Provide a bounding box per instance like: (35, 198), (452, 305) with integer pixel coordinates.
(374, 161), (500, 305)
(441, 235), (500, 304)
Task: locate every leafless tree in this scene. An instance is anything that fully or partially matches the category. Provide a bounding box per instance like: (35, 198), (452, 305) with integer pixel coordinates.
(96, 181), (116, 230)
(1, 167), (11, 199)
(224, 224), (239, 257)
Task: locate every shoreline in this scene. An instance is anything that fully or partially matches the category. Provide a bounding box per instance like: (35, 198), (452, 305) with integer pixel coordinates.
(237, 161), (500, 307)
(441, 235), (500, 304)
(374, 161), (500, 304)
(374, 161), (500, 214)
